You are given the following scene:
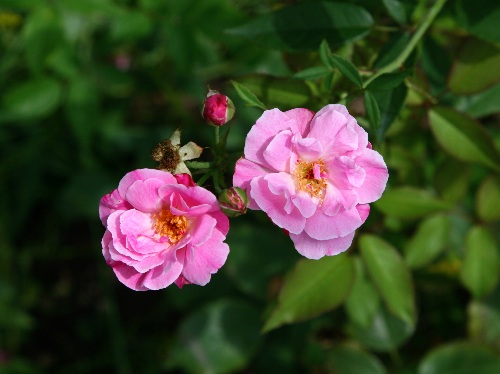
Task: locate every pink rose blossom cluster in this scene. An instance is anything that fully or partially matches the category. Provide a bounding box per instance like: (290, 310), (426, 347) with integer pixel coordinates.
(99, 169), (229, 291)
(233, 104), (388, 259)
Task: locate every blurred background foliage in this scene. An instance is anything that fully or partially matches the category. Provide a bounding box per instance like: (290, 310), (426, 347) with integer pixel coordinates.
(1, 0), (499, 373)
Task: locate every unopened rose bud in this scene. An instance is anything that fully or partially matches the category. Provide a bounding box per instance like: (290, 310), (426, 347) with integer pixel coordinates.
(202, 90), (235, 126)
(218, 187), (249, 217)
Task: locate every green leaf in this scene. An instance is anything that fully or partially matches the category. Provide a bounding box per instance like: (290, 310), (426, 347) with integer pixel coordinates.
(226, 1), (373, 51)
(21, 7), (64, 73)
(263, 253), (355, 332)
(468, 287), (500, 347)
(374, 187), (453, 219)
(230, 80), (267, 110)
(360, 235), (416, 326)
(1, 78), (62, 121)
(366, 71), (410, 91)
(373, 32), (410, 69)
(167, 300), (261, 374)
(350, 306), (414, 352)
(370, 83), (407, 143)
(345, 257), (381, 328)
(455, 84), (500, 118)
(418, 342), (500, 374)
(319, 40), (333, 68)
(328, 55), (363, 88)
(225, 222), (296, 300)
(327, 345), (388, 374)
(448, 38), (500, 95)
(405, 214), (451, 269)
(293, 66), (331, 80)
(460, 226), (500, 299)
(476, 175), (500, 222)
(428, 106), (500, 170)
(455, 0), (500, 44)
(381, 0), (417, 24)
(364, 90), (381, 130)
(236, 76), (310, 110)
(434, 158), (471, 203)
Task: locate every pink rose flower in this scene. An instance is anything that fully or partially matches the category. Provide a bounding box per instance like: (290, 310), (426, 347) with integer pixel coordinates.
(233, 105), (388, 259)
(202, 90), (235, 126)
(99, 169), (229, 290)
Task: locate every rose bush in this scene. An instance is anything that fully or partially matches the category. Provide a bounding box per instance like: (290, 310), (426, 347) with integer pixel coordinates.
(234, 104), (388, 259)
(99, 169), (229, 290)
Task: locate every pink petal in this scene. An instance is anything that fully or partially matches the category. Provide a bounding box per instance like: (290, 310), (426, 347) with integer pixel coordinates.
(283, 108), (315, 136)
(292, 192), (317, 218)
(210, 210), (230, 236)
(107, 211), (146, 261)
(159, 185), (217, 216)
(189, 214), (216, 247)
(180, 229), (229, 286)
(354, 149), (389, 204)
(111, 262), (149, 291)
(290, 231), (355, 259)
(174, 274), (192, 288)
(233, 157), (273, 210)
(250, 176), (306, 234)
(292, 135), (323, 162)
(263, 129), (293, 172)
(99, 189), (130, 225)
(304, 206), (363, 240)
(357, 203), (370, 223)
(118, 168), (176, 199)
(174, 173), (196, 187)
(327, 156), (366, 190)
(125, 178), (166, 213)
(141, 249), (185, 290)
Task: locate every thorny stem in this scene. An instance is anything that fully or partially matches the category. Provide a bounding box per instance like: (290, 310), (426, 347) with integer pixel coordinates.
(363, 0), (448, 88)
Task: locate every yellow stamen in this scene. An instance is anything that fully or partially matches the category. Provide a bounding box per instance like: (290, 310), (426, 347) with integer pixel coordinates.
(294, 159), (327, 199)
(152, 209), (187, 243)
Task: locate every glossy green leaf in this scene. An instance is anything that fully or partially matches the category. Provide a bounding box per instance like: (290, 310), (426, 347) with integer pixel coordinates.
(422, 35), (452, 94)
(448, 38), (500, 95)
(405, 214), (451, 269)
(364, 90), (381, 130)
(350, 306), (414, 352)
(381, 0), (417, 24)
(345, 257), (381, 328)
(375, 187), (453, 219)
(2, 78), (62, 121)
(22, 7), (64, 73)
(429, 106), (500, 170)
(366, 71), (410, 91)
(327, 345), (387, 374)
(231, 80), (267, 110)
(167, 300), (261, 373)
(455, 84), (500, 118)
(225, 222), (296, 300)
(467, 287), (500, 347)
(373, 32), (410, 69)
(360, 235), (416, 325)
(370, 83), (407, 143)
(434, 158), (471, 203)
(263, 253), (355, 332)
(293, 66), (331, 80)
(460, 226), (500, 299)
(476, 175), (500, 222)
(226, 1), (373, 51)
(418, 342), (500, 374)
(328, 55), (363, 88)
(455, 0), (500, 44)
(237, 76), (310, 110)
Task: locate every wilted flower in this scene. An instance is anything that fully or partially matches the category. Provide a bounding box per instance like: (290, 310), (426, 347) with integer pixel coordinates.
(99, 169), (229, 290)
(202, 90), (235, 126)
(233, 105), (388, 259)
(151, 129), (203, 176)
(218, 187), (249, 217)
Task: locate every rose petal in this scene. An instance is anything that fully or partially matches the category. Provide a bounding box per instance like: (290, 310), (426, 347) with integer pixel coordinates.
(304, 206), (363, 240)
(290, 231), (355, 259)
(118, 169), (176, 199)
(354, 149), (389, 204)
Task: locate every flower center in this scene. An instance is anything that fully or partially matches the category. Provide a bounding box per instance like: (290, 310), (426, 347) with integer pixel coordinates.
(152, 209), (187, 244)
(294, 159), (327, 199)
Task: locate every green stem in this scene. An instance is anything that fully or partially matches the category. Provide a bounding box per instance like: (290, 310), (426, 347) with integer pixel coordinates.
(214, 126), (220, 147)
(197, 171), (212, 186)
(185, 161), (212, 169)
(363, 0), (448, 88)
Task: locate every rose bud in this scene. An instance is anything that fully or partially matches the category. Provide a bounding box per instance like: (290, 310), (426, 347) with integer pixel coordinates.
(218, 187), (249, 217)
(202, 90), (235, 126)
